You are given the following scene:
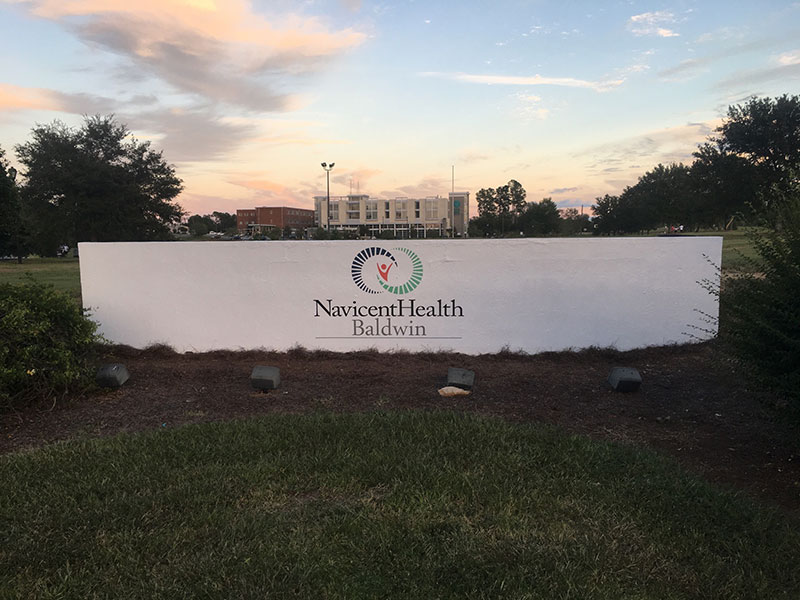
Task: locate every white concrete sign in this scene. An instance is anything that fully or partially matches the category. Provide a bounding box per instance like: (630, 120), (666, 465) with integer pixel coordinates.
(79, 238), (721, 354)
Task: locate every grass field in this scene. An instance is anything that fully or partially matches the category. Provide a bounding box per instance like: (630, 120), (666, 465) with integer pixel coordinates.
(0, 257), (81, 302)
(2, 411), (798, 599)
(714, 228), (760, 272)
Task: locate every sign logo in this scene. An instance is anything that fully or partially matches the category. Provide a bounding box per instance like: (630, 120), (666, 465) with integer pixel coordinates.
(351, 247), (423, 295)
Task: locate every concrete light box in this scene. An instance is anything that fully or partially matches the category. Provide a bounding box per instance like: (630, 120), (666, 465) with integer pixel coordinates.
(447, 367), (475, 390)
(251, 366), (281, 391)
(608, 367), (642, 393)
(96, 363), (130, 388)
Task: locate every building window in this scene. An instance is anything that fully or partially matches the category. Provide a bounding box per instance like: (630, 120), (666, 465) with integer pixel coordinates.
(426, 199), (438, 220)
(384, 201), (390, 219)
(414, 200), (420, 219)
(365, 200), (377, 221)
(395, 199), (407, 220)
(330, 203), (339, 222)
(346, 200), (360, 221)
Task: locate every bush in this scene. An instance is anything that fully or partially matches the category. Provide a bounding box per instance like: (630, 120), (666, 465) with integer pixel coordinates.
(719, 188), (800, 408)
(0, 282), (100, 409)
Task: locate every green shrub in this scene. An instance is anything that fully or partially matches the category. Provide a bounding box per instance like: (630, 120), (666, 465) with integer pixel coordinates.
(718, 187), (800, 408)
(0, 282), (100, 409)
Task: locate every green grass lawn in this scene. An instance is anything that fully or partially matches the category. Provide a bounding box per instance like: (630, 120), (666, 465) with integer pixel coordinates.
(714, 228), (761, 272)
(1, 412), (797, 599)
(0, 257), (81, 303)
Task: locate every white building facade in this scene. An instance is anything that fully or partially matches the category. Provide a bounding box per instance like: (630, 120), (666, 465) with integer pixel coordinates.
(313, 192), (469, 238)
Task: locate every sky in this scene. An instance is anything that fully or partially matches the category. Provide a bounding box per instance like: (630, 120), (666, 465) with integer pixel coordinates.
(1, 0), (799, 217)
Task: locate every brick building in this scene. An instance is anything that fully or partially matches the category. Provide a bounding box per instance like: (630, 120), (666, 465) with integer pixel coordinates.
(236, 206), (315, 234)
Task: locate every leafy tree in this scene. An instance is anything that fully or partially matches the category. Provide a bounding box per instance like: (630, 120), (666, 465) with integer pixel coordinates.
(691, 141), (761, 228)
(717, 95), (800, 178)
(187, 215), (211, 237)
(475, 180), (529, 236)
(593, 164), (693, 234)
(211, 211), (236, 232)
(468, 214), (495, 237)
(559, 207), (591, 235)
(0, 146), (28, 262)
(507, 179), (527, 218)
(591, 194), (620, 235)
(476, 187), (497, 217)
(16, 115), (183, 255)
(519, 197), (561, 235)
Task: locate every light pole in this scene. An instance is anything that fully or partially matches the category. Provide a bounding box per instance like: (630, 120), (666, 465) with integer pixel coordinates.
(321, 162), (334, 231)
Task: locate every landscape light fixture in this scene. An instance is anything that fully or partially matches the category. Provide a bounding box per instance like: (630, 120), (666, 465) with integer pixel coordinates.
(321, 162), (335, 231)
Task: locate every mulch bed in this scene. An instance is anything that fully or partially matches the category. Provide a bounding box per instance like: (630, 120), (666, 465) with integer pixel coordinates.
(2, 342), (798, 514)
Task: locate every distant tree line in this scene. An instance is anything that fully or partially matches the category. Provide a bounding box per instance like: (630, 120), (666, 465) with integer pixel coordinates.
(469, 179), (591, 237)
(592, 95), (800, 234)
(187, 212), (237, 237)
(0, 115), (183, 258)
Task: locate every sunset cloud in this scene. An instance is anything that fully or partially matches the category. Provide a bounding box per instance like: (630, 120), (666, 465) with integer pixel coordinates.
(16, 0), (367, 111)
(0, 84), (58, 112)
(332, 168), (382, 187)
(421, 72), (623, 92)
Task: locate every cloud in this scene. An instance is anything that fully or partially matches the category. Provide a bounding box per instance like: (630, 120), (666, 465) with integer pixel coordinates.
(458, 149), (490, 163)
(421, 72), (622, 92)
(380, 176), (449, 199)
(660, 35), (800, 82)
(575, 121), (720, 176)
(0, 84), (58, 112)
(511, 93), (550, 121)
(332, 168), (382, 187)
(777, 50), (800, 66)
(18, 0), (367, 111)
(659, 58), (710, 80)
(695, 26), (747, 44)
(550, 187), (578, 194)
(714, 62), (800, 91)
(128, 107), (256, 162)
(628, 11), (680, 38)
(228, 178), (287, 194)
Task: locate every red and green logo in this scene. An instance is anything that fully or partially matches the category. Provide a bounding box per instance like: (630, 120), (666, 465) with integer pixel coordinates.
(351, 247), (423, 295)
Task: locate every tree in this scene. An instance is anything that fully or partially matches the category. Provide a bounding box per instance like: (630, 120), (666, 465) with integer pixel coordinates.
(475, 180), (529, 236)
(559, 207), (591, 235)
(476, 187), (497, 217)
(717, 95), (800, 178)
(591, 194), (621, 235)
(16, 115), (183, 255)
(690, 141), (761, 228)
(211, 211), (236, 232)
(187, 215), (212, 237)
(519, 197), (561, 235)
(0, 146), (28, 262)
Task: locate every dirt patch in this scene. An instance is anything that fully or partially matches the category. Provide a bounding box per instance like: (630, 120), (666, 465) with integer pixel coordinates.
(2, 342), (798, 514)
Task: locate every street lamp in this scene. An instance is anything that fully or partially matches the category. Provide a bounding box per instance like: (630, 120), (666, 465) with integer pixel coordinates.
(321, 162), (334, 231)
